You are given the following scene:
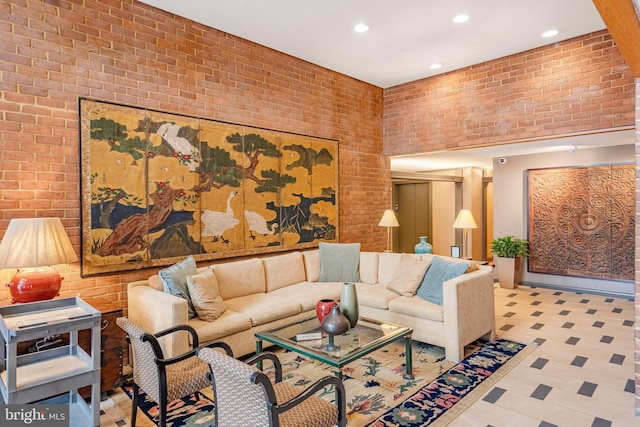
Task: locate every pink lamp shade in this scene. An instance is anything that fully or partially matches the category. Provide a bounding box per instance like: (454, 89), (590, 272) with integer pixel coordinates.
(0, 218), (78, 304)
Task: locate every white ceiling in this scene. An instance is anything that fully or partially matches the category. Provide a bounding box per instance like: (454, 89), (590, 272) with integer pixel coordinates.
(139, 0), (606, 89)
(390, 129), (636, 173)
(138, 0), (633, 172)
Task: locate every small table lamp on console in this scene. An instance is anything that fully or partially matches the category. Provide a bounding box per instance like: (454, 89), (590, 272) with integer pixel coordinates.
(0, 218), (78, 304)
(378, 209), (399, 252)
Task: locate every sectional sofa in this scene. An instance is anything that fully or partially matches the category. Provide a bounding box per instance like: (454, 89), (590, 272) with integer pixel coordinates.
(127, 249), (495, 362)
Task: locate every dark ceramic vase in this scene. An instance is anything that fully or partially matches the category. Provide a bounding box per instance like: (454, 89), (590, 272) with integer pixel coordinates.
(315, 299), (338, 323)
(321, 305), (350, 352)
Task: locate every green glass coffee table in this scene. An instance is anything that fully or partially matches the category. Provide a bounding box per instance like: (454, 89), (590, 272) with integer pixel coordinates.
(255, 316), (413, 379)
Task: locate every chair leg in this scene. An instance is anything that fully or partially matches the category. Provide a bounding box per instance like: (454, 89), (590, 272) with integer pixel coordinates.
(159, 393), (167, 427)
(131, 382), (139, 427)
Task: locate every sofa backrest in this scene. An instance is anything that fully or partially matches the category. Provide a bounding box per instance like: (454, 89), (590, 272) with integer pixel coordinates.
(359, 252), (379, 284)
(302, 250), (320, 282)
(263, 252), (307, 292)
(378, 252), (420, 285)
(213, 258), (266, 300)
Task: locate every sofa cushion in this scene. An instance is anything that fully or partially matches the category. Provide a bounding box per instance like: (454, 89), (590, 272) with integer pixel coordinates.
(302, 250), (321, 282)
(355, 283), (400, 310)
(378, 252), (421, 286)
(148, 274), (164, 291)
(214, 258), (266, 300)
(416, 256), (469, 305)
(465, 264), (480, 273)
(388, 295), (444, 322)
(387, 253), (431, 297)
(187, 268), (226, 322)
(263, 252), (307, 292)
(359, 252), (379, 284)
(188, 309), (253, 343)
(158, 256), (197, 319)
(269, 281), (343, 311)
(224, 293), (302, 326)
(318, 242), (361, 282)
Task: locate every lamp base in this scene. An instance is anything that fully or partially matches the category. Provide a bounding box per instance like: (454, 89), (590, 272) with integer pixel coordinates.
(6, 267), (62, 304)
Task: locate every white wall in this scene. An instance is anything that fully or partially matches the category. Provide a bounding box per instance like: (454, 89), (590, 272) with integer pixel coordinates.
(492, 143), (635, 295)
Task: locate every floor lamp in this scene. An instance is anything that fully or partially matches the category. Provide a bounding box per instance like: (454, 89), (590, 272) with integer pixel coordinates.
(378, 209), (399, 252)
(453, 209), (477, 259)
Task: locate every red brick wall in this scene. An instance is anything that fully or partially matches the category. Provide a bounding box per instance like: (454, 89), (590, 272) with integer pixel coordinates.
(0, 0), (387, 307)
(635, 79), (640, 416)
(384, 30), (635, 156)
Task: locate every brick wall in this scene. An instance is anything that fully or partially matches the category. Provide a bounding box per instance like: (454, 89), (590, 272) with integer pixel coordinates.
(384, 30), (635, 156)
(0, 0), (387, 307)
(635, 79), (640, 417)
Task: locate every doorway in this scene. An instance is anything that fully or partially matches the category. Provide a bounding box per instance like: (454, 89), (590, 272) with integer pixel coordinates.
(393, 182), (431, 253)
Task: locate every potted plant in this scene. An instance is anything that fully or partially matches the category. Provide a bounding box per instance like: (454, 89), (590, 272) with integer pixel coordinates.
(490, 236), (529, 289)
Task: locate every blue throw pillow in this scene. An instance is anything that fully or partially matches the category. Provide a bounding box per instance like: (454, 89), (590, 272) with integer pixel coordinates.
(416, 256), (468, 305)
(318, 242), (361, 282)
(159, 256), (198, 319)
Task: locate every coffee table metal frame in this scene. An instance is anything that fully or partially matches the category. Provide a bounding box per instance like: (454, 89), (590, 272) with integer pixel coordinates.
(255, 316), (413, 379)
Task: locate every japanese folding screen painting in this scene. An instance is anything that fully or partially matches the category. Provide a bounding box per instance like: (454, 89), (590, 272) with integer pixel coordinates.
(79, 99), (338, 276)
(527, 164), (634, 281)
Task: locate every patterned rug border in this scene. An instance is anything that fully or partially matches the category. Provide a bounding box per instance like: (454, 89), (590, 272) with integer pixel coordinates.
(111, 338), (535, 427)
(428, 341), (536, 426)
(368, 339), (538, 426)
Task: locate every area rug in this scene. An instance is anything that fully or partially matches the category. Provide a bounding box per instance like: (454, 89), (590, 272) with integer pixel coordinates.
(111, 338), (533, 427)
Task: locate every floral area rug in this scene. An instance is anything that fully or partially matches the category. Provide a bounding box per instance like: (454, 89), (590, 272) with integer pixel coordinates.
(111, 338), (532, 427)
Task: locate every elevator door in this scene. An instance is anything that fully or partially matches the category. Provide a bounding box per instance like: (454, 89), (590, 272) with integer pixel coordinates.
(395, 183), (431, 253)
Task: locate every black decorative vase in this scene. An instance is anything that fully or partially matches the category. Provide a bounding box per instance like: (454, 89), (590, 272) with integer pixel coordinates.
(321, 305), (350, 352)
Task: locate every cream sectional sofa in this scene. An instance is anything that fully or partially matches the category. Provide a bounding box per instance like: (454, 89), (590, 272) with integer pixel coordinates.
(127, 250), (495, 362)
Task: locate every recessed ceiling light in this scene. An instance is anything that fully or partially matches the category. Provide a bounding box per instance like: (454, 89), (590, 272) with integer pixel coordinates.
(430, 63), (442, 70)
(354, 23), (369, 33)
(542, 29), (559, 38)
(452, 14), (469, 23)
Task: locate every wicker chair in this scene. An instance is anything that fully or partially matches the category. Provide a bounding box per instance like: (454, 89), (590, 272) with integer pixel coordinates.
(116, 317), (232, 427)
(197, 346), (347, 427)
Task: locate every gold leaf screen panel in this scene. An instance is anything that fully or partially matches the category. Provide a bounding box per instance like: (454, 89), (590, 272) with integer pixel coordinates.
(80, 99), (338, 276)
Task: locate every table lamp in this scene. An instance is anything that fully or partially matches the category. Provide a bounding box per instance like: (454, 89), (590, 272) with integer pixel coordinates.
(452, 209), (477, 259)
(378, 209), (399, 252)
(0, 218), (78, 304)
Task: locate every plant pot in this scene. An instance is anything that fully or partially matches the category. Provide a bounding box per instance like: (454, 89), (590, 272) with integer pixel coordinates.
(495, 256), (523, 289)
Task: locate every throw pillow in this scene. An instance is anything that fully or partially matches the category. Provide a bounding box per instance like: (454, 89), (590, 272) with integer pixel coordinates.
(416, 256), (468, 305)
(387, 253), (430, 296)
(159, 256), (197, 319)
(318, 242), (361, 282)
(465, 264), (480, 274)
(187, 268), (227, 321)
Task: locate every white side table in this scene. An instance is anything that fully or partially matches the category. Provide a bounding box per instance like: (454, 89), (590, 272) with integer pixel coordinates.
(0, 297), (101, 427)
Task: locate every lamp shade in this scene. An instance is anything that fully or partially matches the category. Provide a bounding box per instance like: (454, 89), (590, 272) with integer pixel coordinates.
(0, 218), (78, 268)
(452, 209), (478, 230)
(378, 210), (399, 227)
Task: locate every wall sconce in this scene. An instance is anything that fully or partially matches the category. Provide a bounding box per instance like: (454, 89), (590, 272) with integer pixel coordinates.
(0, 218), (78, 303)
(378, 209), (399, 252)
(452, 209), (477, 259)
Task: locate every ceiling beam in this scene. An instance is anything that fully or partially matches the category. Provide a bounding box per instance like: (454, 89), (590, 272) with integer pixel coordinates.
(592, 0), (640, 77)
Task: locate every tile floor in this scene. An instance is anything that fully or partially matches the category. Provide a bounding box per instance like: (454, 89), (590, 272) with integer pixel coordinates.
(98, 283), (640, 426)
